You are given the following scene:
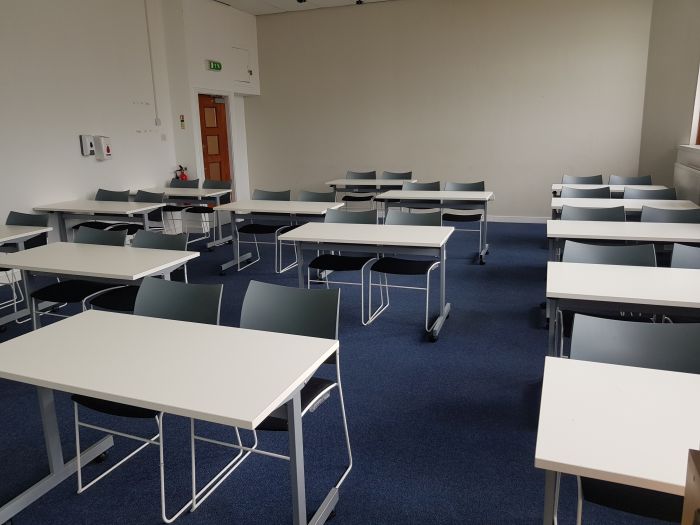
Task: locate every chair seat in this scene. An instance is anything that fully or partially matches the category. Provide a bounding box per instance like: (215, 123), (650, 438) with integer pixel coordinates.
(89, 285), (139, 312)
(185, 206), (214, 214)
(257, 377), (336, 431)
(108, 223), (142, 235)
(581, 478), (683, 522)
(309, 254), (374, 272)
(342, 195), (374, 202)
(162, 205), (187, 212)
(31, 280), (116, 303)
(442, 212), (482, 222)
(71, 221), (115, 231)
(238, 223), (285, 235)
(72, 394), (158, 419)
(371, 257), (437, 275)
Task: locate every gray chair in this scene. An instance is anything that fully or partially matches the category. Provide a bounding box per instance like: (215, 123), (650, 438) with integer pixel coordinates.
(367, 210), (442, 332)
(624, 187), (676, 200)
(72, 188), (131, 232)
(88, 231), (189, 313)
(380, 171), (413, 180)
(72, 277), (223, 523)
(202, 179), (232, 205)
(308, 209), (378, 323)
(671, 243), (700, 269)
(190, 280), (351, 510)
(402, 181), (440, 191)
(170, 178), (199, 188)
(298, 190), (336, 202)
(109, 190), (166, 235)
(28, 227), (128, 329)
(560, 187), (611, 199)
(398, 181), (441, 211)
(609, 175), (652, 185)
(441, 181), (486, 254)
(562, 175), (604, 184)
(560, 205), (625, 222)
(341, 170), (377, 207)
(640, 206), (700, 223)
(562, 240), (657, 267)
(569, 314), (699, 524)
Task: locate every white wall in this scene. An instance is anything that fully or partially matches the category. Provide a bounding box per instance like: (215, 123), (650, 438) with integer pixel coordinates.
(244, 0), (653, 218)
(0, 0), (176, 222)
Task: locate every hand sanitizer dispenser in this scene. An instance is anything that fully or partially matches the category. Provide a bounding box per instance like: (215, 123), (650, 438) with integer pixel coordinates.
(94, 136), (112, 161)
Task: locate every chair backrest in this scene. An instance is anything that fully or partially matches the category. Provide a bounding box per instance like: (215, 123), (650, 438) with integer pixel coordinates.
(402, 181), (440, 191)
(134, 190), (165, 203)
(671, 244), (700, 269)
(562, 240), (656, 266)
(562, 175), (604, 184)
(560, 186), (611, 199)
(95, 189), (130, 202)
(74, 226), (127, 246)
(380, 171), (413, 180)
(346, 170), (376, 180)
(570, 314), (700, 373)
(385, 209), (442, 226)
(445, 181), (485, 191)
(298, 190), (336, 202)
(131, 230), (188, 251)
(609, 175), (652, 185)
(324, 209), (377, 224)
(560, 205), (625, 222)
(134, 277), (222, 325)
(6, 211), (49, 227)
(252, 189), (291, 201)
(240, 280), (339, 340)
(641, 206), (700, 223)
(202, 180), (231, 190)
(170, 178), (200, 188)
(624, 187), (676, 200)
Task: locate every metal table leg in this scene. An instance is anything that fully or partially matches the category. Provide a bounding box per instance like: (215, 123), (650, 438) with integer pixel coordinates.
(220, 213), (252, 274)
(56, 212), (68, 242)
(295, 242), (305, 289)
(543, 470), (558, 525)
(479, 201), (489, 265)
(286, 391), (307, 525)
(429, 244), (451, 341)
(547, 298), (558, 357)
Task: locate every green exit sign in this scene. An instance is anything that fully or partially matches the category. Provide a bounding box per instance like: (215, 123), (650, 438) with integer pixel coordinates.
(208, 60), (222, 71)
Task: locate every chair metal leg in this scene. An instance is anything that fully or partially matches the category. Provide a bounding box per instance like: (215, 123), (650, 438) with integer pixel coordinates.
(576, 476), (583, 525)
(334, 359), (353, 488)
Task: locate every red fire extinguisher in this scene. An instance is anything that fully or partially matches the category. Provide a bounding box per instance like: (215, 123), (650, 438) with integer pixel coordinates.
(174, 165), (189, 180)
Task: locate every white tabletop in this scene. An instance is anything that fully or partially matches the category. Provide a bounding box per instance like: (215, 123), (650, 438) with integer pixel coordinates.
(375, 190), (495, 202)
(0, 242), (198, 280)
(279, 222), (454, 248)
(536, 357), (700, 495)
(0, 225), (53, 244)
(547, 220), (700, 243)
(546, 261), (700, 309)
(550, 197), (698, 212)
(325, 178), (417, 188)
(0, 310), (338, 429)
(215, 200), (344, 215)
(552, 184), (668, 193)
(136, 187), (231, 198)
(34, 199), (165, 215)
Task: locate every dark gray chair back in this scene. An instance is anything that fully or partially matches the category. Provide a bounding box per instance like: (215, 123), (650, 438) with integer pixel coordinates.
(74, 226), (127, 246)
(562, 175), (603, 184)
(571, 314), (700, 373)
(671, 244), (700, 269)
(170, 179), (200, 188)
(240, 280), (339, 340)
(624, 187), (676, 200)
(641, 206), (700, 223)
(609, 175), (652, 185)
(6, 211), (49, 227)
(325, 209), (377, 224)
(132, 231), (188, 251)
(134, 277), (222, 325)
(380, 171), (413, 180)
(385, 209), (442, 226)
(134, 190), (165, 203)
(402, 181), (440, 191)
(95, 189), (130, 202)
(561, 187), (611, 199)
(347, 171), (376, 180)
(252, 189), (291, 201)
(561, 205), (625, 222)
(299, 190), (335, 202)
(562, 240), (656, 266)
(202, 180), (231, 189)
(445, 181), (485, 191)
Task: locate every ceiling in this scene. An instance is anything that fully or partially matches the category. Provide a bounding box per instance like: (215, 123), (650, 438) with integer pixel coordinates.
(216, 0), (391, 16)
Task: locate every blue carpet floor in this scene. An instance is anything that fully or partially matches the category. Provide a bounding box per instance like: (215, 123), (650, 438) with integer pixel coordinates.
(0, 222), (672, 524)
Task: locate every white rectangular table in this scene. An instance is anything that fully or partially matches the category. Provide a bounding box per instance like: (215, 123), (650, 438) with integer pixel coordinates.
(375, 190), (495, 264)
(34, 200), (165, 241)
(550, 197), (698, 219)
(551, 184), (668, 196)
(546, 220), (700, 260)
(536, 357), (700, 525)
(0, 309), (339, 525)
(546, 261), (700, 356)
(279, 222), (454, 340)
(325, 178), (416, 189)
(0, 242), (198, 329)
(214, 200), (345, 274)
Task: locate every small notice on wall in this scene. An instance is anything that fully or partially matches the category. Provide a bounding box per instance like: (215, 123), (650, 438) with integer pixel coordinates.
(180, 114), (185, 130)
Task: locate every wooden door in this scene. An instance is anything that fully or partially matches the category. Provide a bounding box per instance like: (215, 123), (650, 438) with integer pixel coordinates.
(198, 94), (231, 182)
